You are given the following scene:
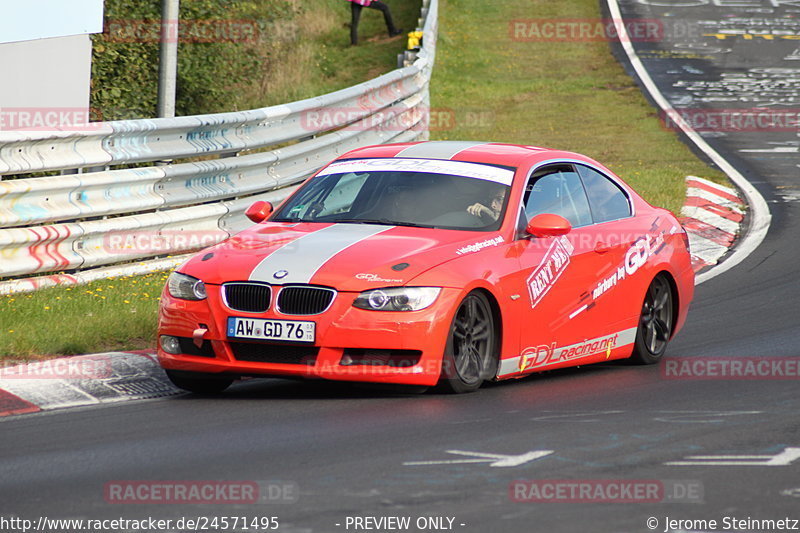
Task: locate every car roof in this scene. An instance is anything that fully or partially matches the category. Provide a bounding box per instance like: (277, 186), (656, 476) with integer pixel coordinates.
(338, 141), (603, 170)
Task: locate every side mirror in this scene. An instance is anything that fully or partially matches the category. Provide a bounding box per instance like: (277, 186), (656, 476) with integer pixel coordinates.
(245, 201), (273, 223)
(526, 213), (572, 237)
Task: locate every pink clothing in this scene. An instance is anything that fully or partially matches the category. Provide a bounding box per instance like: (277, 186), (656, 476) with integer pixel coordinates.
(347, 0), (373, 5)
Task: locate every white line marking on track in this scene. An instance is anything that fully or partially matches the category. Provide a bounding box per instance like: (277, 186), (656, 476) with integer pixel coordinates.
(666, 447), (800, 466)
(404, 450), (554, 468)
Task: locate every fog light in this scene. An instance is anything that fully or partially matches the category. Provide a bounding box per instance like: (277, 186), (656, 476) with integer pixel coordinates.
(160, 335), (181, 355)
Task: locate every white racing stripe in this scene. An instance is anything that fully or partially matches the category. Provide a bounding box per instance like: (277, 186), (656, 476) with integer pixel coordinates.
(249, 224), (394, 284)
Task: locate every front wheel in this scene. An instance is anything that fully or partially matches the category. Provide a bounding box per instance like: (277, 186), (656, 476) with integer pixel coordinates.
(630, 275), (674, 365)
(165, 369), (234, 394)
(438, 291), (498, 393)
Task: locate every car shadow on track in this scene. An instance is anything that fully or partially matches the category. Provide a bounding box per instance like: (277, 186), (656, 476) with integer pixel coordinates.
(166, 361), (658, 401)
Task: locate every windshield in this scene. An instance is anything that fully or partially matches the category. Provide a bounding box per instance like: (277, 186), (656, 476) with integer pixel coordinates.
(272, 158), (514, 231)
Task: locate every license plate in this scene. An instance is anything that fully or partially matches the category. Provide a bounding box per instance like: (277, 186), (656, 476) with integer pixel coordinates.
(226, 317), (315, 343)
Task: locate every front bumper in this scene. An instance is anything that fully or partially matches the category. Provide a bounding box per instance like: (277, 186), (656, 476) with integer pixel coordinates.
(157, 284), (460, 386)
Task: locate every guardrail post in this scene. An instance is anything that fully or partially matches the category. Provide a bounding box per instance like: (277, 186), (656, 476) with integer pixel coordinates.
(157, 0), (180, 119)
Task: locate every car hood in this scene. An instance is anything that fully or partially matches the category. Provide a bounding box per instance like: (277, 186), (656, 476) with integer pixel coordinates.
(180, 222), (507, 291)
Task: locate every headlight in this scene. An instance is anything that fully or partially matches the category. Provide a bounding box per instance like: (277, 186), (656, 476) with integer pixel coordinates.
(167, 272), (207, 301)
(353, 287), (440, 311)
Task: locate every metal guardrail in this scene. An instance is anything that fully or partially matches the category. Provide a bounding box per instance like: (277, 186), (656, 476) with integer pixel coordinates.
(0, 0), (438, 294)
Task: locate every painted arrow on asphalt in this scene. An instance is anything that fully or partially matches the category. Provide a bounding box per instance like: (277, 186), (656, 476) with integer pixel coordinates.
(404, 450), (554, 467)
(666, 447), (800, 466)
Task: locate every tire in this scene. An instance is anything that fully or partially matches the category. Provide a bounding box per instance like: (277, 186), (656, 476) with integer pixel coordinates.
(630, 275), (674, 365)
(438, 291), (498, 393)
(165, 369), (234, 394)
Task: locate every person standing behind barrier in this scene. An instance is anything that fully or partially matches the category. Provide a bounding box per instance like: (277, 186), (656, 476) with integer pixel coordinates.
(346, 0), (403, 45)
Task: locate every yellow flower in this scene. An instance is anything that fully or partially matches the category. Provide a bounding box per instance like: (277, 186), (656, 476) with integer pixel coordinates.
(8, 330), (14, 334)
(44, 306), (50, 310)
(124, 300), (130, 304)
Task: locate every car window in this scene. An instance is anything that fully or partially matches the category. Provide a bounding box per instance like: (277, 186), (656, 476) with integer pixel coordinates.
(576, 165), (632, 223)
(272, 161), (513, 231)
(314, 172), (370, 218)
(523, 166), (592, 227)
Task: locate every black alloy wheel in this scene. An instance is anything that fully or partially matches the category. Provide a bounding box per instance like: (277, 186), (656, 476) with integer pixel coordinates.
(630, 275), (674, 364)
(438, 291), (497, 393)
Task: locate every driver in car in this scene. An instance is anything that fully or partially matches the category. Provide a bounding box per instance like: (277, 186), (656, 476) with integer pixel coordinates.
(467, 190), (505, 221)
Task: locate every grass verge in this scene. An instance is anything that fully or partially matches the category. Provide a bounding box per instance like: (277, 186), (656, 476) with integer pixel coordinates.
(1, 273), (166, 360)
(1, 0), (728, 359)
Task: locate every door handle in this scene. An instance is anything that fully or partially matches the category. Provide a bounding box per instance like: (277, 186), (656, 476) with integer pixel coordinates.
(594, 241), (611, 254)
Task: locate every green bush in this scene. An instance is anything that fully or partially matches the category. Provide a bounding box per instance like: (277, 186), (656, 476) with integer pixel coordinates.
(91, 0), (302, 120)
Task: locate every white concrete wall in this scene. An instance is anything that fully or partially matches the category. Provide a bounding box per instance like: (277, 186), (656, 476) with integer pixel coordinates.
(0, 0), (103, 44)
(0, 0), (103, 131)
(0, 35), (93, 108)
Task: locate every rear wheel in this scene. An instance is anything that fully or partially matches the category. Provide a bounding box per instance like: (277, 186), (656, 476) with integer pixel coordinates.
(438, 292), (498, 393)
(630, 275), (674, 364)
(165, 369), (234, 394)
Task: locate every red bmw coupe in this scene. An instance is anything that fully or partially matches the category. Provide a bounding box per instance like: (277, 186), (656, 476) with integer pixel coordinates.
(157, 141), (694, 393)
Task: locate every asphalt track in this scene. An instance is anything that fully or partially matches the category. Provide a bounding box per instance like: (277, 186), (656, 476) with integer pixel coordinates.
(2, 1), (800, 532)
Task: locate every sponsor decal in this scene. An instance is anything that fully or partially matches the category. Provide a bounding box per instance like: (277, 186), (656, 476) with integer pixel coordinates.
(518, 333), (620, 372)
(526, 236), (574, 308)
(317, 158), (515, 185)
(355, 273), (403, 283)
(456, 235), (506, 256)
(592, 233), (665, 300)
(499, 328), (637, 377)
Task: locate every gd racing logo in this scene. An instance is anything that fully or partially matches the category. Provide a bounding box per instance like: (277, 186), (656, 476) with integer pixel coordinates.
(518, 333), (620, 372)
(593, 233), (664, 300)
